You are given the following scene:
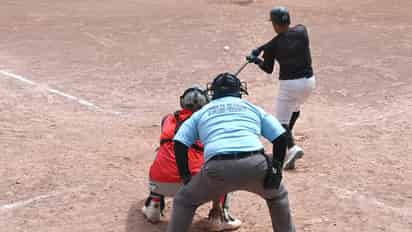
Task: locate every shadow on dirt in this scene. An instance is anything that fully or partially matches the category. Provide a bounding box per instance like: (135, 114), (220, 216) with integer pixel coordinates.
(126, 200), (166, 232)
(126, 200), (211, 232)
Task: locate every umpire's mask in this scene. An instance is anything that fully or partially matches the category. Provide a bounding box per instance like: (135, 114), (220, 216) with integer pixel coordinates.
(207, 73), (248, 100)
(180, 85), (209, 111)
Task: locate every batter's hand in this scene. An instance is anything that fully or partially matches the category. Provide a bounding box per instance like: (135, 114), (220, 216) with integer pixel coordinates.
(246, 55), (263, 65)
(251, 48), (262, 57)
(263, 160), (282, 189)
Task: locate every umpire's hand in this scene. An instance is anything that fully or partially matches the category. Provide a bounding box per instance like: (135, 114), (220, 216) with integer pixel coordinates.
(263, 160), (282, 189)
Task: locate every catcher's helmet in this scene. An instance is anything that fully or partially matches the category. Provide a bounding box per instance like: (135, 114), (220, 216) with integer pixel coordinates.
(207, 73), (248, 100)
(180, 85), (208, 111)
(269, 6), (290, 25)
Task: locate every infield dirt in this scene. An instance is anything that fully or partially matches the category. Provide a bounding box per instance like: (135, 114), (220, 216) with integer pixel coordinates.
(1, 0), (411, 231)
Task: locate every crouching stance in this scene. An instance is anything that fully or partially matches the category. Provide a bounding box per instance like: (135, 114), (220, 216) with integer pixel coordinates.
(142, 86), (241, 231)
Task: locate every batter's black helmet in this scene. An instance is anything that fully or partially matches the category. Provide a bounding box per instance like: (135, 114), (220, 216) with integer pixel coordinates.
(180, 85), (209, 111)
(207, 73), (248, 100)
(269, 6), (290, 25)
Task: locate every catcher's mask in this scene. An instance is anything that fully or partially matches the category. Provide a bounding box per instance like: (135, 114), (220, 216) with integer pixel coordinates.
(206, 73), (248, 100)
(180, 85), (209, 111)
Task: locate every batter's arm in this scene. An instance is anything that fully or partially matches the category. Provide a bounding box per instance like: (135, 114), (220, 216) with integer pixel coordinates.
(253, 40), (276, 74)
(259, 46), (275, 74)
(248, 43), (275, 74)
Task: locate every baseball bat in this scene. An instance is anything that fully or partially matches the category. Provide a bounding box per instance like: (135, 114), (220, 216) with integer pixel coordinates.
(233, 61), (250, 77)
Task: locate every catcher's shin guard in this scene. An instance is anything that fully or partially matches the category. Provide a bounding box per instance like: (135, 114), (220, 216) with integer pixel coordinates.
(142, 192), (166, 223)
(145, 192), (165, 213)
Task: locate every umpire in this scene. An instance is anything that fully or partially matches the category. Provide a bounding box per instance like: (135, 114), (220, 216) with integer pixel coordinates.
(167, 73), (295, 232)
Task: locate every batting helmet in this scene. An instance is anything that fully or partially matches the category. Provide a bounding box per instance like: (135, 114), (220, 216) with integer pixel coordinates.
(180, 85), (209, 111)
(269, 6), (291, 25)
(207, 73), (248, 100)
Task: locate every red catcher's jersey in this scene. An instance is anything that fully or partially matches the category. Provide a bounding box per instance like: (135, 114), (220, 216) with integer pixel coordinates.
(149, 109), (204, 183)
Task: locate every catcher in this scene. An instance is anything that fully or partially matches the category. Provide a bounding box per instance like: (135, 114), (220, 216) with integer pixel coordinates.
(142, 86), (241, 231)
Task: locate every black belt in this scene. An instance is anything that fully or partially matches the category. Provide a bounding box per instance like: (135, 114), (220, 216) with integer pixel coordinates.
(280, 75), (313, 80)
(210, 150), (263, 160)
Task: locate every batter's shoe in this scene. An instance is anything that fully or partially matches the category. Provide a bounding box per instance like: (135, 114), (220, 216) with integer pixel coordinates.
(284, 145), (304, 170)
(141, 198), (161, 223)
(208, 208), (242, 231)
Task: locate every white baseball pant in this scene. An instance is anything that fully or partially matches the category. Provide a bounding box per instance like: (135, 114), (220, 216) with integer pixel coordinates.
(276, 76), (316, 124)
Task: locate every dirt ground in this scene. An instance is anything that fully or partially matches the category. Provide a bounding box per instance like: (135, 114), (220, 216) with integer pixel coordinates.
(1, 0), (412, 231)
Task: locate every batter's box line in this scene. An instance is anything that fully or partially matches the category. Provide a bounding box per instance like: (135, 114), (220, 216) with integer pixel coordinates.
(0, 69), (121, 115)
(0, 185), (85, 213)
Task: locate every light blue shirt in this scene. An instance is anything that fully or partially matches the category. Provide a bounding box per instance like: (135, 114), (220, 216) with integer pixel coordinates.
(174, 97), (285, 161)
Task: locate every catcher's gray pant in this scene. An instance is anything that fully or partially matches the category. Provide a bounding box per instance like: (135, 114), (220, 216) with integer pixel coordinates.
(149, 181), (182, 197)
(166, 153), (295, 232)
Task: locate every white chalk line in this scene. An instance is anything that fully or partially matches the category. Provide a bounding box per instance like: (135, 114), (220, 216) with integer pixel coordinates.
(83, 32), (116, 48)
(0, 186), (84, 212)
(0, 70), (121, 115)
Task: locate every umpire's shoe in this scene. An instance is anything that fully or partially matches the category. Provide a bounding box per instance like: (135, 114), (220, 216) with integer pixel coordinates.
(208, 208), (242, 231)
(284, 145), (304, 170)
(141, 198), (161, 223)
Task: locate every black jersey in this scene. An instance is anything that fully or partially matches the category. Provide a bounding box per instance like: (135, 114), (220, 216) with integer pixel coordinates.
(260, 24), (313, 80)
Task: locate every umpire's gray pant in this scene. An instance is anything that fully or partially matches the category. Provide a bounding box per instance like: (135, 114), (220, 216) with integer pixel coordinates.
(166, 153), (295, 232)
